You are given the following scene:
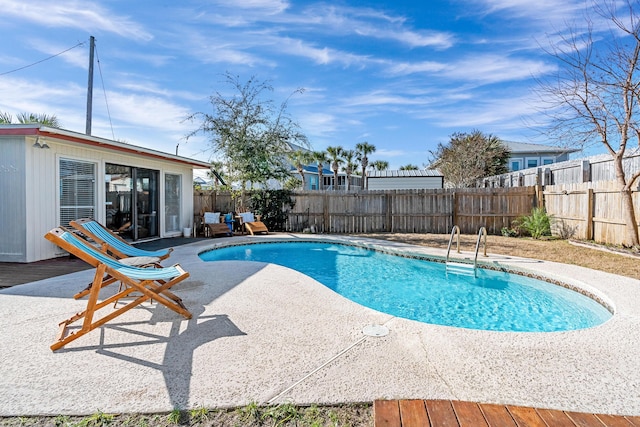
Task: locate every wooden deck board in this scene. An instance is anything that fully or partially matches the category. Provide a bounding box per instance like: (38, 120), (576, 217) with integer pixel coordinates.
(595, 414), (635, 427)
(374, 400), (637, 427)
(537, 408), (579, 427)
(399, 400), (429, 427)
(479, 403), (518, 427)
(374, 399), (401, 427)
(506, 405), (547, 427)
(452, 400), (489, 427)
(425, 400), (458, 427)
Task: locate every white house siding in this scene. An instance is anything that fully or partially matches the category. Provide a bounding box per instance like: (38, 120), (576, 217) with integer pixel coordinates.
(3, 133), (200, 262)
(368, 177), (443, 190)
(0, 137), (26, 262)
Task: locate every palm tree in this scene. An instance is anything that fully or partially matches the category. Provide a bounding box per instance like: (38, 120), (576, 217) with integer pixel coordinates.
(326, 146), (344, 190)
(341, 149), (357, 191)
(312, 151), (329, 190)
(399, 164), (419, 170)
(16, 112), (61, 127)
(288, 149), (314, 190)
(0, 111), (61, 127)
(0, 111), (12, 124)
(369, 160), (389, 171)
(355, 141), (376, 190)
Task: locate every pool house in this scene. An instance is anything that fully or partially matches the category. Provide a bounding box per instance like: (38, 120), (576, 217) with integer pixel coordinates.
(0, 124), (211, 263)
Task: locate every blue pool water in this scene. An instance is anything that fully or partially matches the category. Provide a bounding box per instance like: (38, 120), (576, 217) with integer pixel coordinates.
(199, 241), (612, 332)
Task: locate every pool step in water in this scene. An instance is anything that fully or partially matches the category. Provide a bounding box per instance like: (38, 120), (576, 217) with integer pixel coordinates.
(445, 261), (476, 277)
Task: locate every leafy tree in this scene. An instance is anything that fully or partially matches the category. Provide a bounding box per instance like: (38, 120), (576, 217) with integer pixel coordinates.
(429, 130), (510, 188)
(369, 160), (389, 171)
(326, 146), (344, 190)
(355, 141), (376, 189)
(187, 73), (307, 189)
(399, 164), (419, 170)
(249, 189), (295, 231)
(538, 0), (640, 246)
(287, 149), (314, 190)
(341, 149), (357, 191)
(312, 151), (329, 191)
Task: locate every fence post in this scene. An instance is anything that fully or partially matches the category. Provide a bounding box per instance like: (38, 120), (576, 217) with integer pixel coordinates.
(582, 160), (591, 183)
(535, 185), (544, 208)
(452, 192), (458, 227)
(385, 192), (393, 232)
(586, 188), (594, 240)
(323, 192), (329, 233)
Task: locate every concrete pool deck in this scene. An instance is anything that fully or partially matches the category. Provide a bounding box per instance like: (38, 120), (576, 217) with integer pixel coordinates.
(1, 234), (639, 417)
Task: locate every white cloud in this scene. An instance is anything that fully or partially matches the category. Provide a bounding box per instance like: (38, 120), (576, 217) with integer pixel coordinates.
(0, 0), (153, 42)
(212, 0), (290, 15)
(26, 38), (89, 69)
(445, 55), (556, 84)
(0, 76), (84, 118)
(386, 60), (448, 75)
(344, 91), (431, 107)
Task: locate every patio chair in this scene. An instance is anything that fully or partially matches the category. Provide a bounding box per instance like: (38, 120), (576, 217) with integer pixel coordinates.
(237, 212), (269, 235)
(44, 227), (192, 351)
(203, 211), (233, 237)
(70, 218), (172, 262)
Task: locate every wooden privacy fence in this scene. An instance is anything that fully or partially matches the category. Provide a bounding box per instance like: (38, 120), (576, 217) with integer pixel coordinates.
(544, 181), (640, 244)
(195, 183), (639, 245)
(286, 187), (536, 235)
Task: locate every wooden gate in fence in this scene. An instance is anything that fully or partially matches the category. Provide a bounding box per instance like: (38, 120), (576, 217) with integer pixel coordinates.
(544, 181), (640, 244)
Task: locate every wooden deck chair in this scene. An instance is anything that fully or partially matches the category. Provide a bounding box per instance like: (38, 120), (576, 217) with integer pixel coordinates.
(238, 212), (269, 235)
(70, 218), (172, 261)
(44, 227), (192, 351)
(203, 211), (233, 237)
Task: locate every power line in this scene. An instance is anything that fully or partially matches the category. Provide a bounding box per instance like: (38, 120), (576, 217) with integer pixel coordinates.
(94, 44), (116, 140)
(0, 41), (86, 76)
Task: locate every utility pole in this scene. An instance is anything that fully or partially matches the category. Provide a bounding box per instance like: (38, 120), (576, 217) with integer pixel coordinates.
(86, 36), (95, 135)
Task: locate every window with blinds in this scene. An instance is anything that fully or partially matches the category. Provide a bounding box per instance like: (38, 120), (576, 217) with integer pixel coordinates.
(60, 159), (96, 227)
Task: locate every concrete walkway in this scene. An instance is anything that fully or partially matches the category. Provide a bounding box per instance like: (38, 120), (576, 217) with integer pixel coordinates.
(1, 234), (639, 417)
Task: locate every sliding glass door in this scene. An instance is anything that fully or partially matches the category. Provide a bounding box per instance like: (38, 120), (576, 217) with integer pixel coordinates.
(105, 164), (159, 240)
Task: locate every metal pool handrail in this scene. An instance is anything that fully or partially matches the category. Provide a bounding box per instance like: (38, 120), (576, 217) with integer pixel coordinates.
(446, 225), (461, 263)
(474, 226), (487, 269)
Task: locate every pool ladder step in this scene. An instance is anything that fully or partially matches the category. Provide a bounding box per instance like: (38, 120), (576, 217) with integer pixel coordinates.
(445, 226), (487, 278)
(445, 261), (476, 276)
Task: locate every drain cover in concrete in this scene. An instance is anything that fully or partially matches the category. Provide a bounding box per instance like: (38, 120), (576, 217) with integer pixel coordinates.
(362, 324), (389, 337)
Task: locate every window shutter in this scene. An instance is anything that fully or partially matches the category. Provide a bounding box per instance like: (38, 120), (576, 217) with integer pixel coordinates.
(59, 159), (96, 227)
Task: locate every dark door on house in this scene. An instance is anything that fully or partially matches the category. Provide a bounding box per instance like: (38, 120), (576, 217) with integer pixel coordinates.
(105, 163), (159, 240)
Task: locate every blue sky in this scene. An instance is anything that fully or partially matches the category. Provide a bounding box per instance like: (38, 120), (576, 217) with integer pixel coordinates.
(0, 0), (607, 169)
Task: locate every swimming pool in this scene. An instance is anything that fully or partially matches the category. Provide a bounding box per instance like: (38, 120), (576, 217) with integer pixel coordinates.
(199, 241), (612, 332)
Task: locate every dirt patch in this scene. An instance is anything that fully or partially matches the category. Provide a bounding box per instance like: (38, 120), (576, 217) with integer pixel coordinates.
(361, 233), (640, 281)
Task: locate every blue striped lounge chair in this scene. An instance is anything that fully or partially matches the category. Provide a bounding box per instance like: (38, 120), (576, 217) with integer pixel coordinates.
(70, 218), (172, 261)
(44, 227), (192, 351)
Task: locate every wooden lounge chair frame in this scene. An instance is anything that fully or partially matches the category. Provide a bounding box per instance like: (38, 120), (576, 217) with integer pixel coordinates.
(45, 227), (192, 351)
(237, 212), (269, 235)
(202, 211), (233, 237)
(70, 218), (172, 261)
(244, 221), (269, 235)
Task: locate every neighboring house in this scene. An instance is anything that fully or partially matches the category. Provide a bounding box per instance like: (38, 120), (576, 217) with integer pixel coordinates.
(290, 164), (363, 191)
(0, 125), (211, 262)
(367, 169), (444, 190)
(503, 141), (579, 172)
